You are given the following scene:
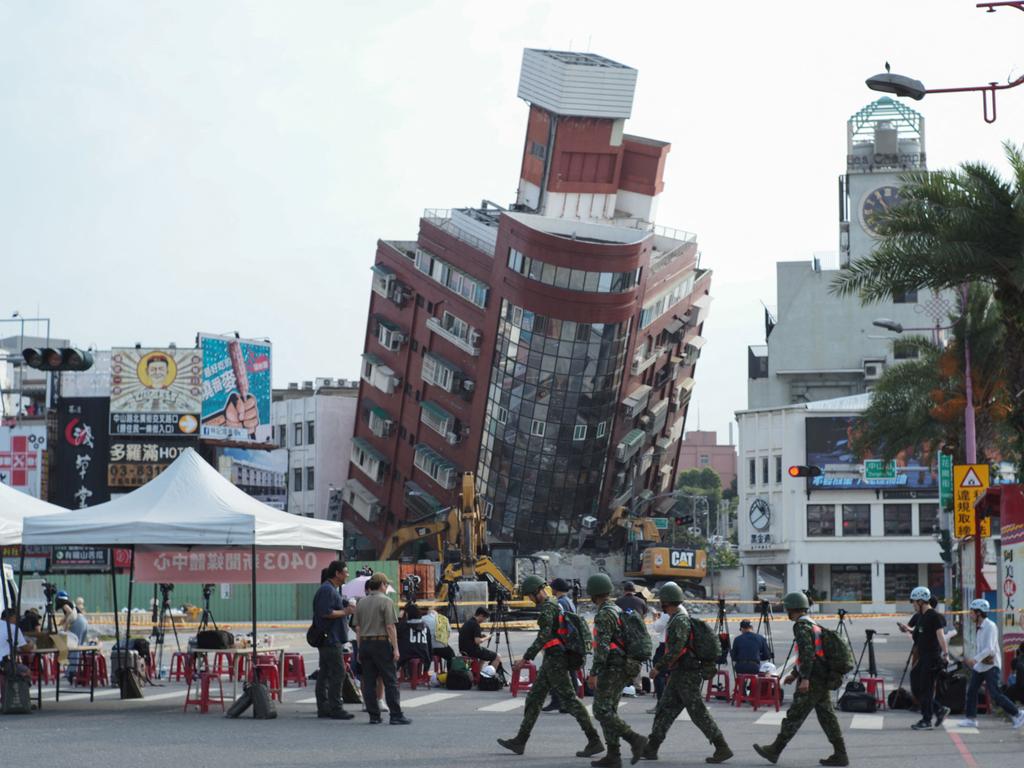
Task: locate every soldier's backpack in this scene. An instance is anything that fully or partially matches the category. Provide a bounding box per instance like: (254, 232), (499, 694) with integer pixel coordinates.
(558, 610), (592, 670)
(818, 625), (854, 677)
(617, 609), (653, 662)
(687, 618), (721, 663)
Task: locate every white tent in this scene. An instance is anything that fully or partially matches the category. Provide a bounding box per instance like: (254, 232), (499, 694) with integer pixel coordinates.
(22, 448), (344, 550)
(0, 480), (65, 546)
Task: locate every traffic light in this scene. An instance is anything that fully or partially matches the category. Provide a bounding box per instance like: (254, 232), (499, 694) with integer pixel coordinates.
(22, 347), (94, 372)
(788, 465), (823, 478)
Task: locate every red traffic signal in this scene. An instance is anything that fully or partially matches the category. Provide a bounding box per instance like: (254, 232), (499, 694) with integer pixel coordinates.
(22, 347), (94, 372)
(788, 465), (823, 478)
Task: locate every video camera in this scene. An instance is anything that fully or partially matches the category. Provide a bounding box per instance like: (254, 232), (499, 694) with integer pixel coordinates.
(402, 573), (422, 601)
(42, 581), (58, 603)
(202, 583), (214, 601)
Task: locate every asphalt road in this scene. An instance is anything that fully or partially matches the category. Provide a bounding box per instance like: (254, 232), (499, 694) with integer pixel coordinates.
(3, 617), (1020, 768)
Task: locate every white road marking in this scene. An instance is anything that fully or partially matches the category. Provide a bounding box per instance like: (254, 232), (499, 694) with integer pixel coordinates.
(754, 711), (785, 725)
(127, 690), (189, 702)
(41, 688), (121, 702)
(676, 709), (691, 721)
(943, 720), (979, 735)
(850, 714), (884, 730)
(295, 696), (318, 704)
(479, 698), (526, 712)
(402, 692), (462, 708)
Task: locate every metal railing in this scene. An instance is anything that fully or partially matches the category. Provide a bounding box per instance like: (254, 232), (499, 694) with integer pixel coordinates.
(422, 209), (495, 256)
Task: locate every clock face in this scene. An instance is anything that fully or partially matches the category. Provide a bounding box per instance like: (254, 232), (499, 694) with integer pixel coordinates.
(860, 185), (901, 236)
(749, 498), (771, 531)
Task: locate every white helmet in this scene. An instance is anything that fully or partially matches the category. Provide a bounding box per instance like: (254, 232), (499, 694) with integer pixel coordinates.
(480, 664), (497, 679)
(909, 586), (931, 602)
(969, 598), (990, 613)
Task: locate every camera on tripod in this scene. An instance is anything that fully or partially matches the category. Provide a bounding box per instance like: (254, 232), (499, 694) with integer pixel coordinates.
(402, 573), (422, 602)
(494, 584), (510, 605)
(42, 581), (58, 603)
(202, 583), (214, 601)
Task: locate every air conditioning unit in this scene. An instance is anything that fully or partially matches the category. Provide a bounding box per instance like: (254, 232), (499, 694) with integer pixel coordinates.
(462, 379), (475, 392)
(469, 330), (482, 345)
(393, 333), (407, 345)
(863, 360), (885, 381)
(638, 414), (652, 430)
(445, 431), (462, 446)
(390, 286), (409, 306)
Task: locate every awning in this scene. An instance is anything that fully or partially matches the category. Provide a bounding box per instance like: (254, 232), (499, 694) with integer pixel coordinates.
(638, 489), (655, 502)
(679, 377), (696, 392)
(692, 294), (713, 309)
(370, 264), (395, 278)
(621, 428), (646, 449)
(374, 315), (400, 331)
(623, 384), (652, 410)
(352, 436), (388, 464)
(649, 399), (668, 418)
(404, 481), (443, 513)
(345, 477), (379, 505)
(369, 404), (393, 423)
(686, 335), (707, 351)
(655, 494), (676, 513)
(420, 400), (453, 423)
(414, 443), (455, 471)
(664, 317), (686, 337)
(362, 352), (384, 367)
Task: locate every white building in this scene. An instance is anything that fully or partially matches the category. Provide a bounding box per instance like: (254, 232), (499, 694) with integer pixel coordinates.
(736, 394), (944, 610)
(271, 379), (358, 519)
(748, 98), (953, 409)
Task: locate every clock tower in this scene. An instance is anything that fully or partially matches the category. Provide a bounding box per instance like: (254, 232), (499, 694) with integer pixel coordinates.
(839, 98), (925, 267)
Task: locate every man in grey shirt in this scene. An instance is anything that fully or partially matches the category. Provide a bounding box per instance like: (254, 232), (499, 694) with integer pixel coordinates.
(354, 573), (410, 725)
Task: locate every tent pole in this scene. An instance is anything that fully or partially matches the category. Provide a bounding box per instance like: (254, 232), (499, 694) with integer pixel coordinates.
(1, 549), (12, 677)
(125, 545), (136, 654)
(111, 553), (121, 695)
(251, 542), (258, 685)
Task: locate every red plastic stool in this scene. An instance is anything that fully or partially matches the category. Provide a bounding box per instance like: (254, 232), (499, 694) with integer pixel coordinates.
(750, 676), (781, 712)
(232, 654), (250, 682)
(705, 669), (732, 702)
(211, 652), (233, 679)
(860, 677), (886, 710)
(74, 654), (107, 687)
(253, 663), (282, 702)
(510, 660), (537, 697)
(398, 658), (430, 690)
(183, 671), (225, 714)
(169, 652), (192, 682)
(282, 653), (307, 687)
(145, 650), (157, 681)
(433, 657), (445, 674)
(733, 674), (758, 707)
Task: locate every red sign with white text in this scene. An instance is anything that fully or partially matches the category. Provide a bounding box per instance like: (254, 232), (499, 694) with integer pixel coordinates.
(132, 546), (336, 584)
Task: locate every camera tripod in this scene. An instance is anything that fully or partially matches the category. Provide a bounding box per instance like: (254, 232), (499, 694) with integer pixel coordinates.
(442, 579), (460, 628)
(854, 628), (886, 679)
(835, 609), (854, 650)
(151, 583), (182, 680)
(197, 583), (219, 633)
(487, 587), (517, 678)
(755, 599), (776, 660)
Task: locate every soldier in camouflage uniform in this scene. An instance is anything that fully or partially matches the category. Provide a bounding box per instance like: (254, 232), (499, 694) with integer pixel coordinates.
(587, 573), (647, 767)
(753, 592), (848, 767)
(498, 575), (603, 758)
(643, 582), (732, 764)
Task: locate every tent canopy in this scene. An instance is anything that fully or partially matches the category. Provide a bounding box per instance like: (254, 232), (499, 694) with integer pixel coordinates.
(21, 448), (344, 550)
(0, 481), (66, 547)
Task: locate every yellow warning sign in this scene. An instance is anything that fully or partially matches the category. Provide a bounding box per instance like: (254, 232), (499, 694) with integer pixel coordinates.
(953, 464), (990, 538)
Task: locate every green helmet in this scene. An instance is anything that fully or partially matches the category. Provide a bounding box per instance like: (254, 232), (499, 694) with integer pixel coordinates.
(587, 573), (613, 597)
(658, 582), (684, 603)
(782, 591), (810, 611)
(520, 575), (546, 596)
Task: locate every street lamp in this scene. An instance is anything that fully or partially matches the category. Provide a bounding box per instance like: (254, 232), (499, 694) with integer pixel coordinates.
(865, 3), (1024, 123)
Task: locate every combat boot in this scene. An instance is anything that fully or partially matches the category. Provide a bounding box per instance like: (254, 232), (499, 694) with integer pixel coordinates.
(753, 741), (783, 765)
(497, 735), (527, 755)
(576, 735), (605, 758)
(591, 749), (622, 768)
(640, 738), (660, 761)
(625, 732), (648, 765)
(706, 737), (733, 764)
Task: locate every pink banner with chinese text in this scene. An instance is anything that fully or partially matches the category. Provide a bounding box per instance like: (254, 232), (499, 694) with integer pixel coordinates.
(133, 546), (336, 583)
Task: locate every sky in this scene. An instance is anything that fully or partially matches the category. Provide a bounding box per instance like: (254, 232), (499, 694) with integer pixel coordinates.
(3, 0), (1023, 442)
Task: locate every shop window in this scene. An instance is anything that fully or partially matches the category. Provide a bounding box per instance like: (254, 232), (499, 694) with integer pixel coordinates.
(830, 564), (871, 601)
(807, 504), (836, 536)
(885, 564), (918, 601)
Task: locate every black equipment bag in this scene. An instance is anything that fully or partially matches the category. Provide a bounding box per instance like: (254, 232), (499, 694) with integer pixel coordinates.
(888, 650), (914, 710)
(1, 672), (32, 714)
(478, 674), (503, 691)
(843, 679), (867, 695)
(838, 690), (877, 712)
(445, 669), (473, 690)
(250, 680), (277, 719)
(116, 667), (144, 700)
(938, 671), (967, 715)
(226, 685), (253, 718)
(342, 668), (362, 705)
(196, 630), (234, 650)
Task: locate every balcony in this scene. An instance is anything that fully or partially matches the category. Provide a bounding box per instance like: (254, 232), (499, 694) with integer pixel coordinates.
(343, 477), (381, 523)
(631, 345), (661, 376)
(426, 316), (481, 357)
(422, 208), (498, 257)
(616, 428), (645, 463)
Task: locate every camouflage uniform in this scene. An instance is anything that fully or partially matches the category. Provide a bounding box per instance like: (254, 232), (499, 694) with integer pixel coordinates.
(514, 598), (600, 744)
(772, 618), (845, 754)
(647, 610), (724, 750)
(591, 602), (642, 757)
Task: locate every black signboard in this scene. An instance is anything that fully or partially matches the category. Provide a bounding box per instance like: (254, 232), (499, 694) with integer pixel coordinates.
(54, 397), (111, 509)
(52, 546), (110, 569)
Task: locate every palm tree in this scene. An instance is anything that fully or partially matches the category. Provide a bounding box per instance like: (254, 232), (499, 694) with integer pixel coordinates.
(833, 142), (1024, 463)
(850, 285), (1012, 463)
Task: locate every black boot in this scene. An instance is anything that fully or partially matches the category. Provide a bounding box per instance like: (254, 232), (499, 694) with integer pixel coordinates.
(576, 735), (605, 758)
(592, 750), (622, 768)
(706, 736), (733, 764)
(625, 732), (648, 765)
(641, 738), (660, 761)
(753, 740), (783, 765)
(819, 741), (849, 767)
(497, 735), (528, 755)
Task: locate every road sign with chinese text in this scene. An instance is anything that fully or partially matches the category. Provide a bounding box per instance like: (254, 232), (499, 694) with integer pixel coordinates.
(939, 453), (953, 508)
(864, 459), (897, 479)
(954, 464), (990, 538)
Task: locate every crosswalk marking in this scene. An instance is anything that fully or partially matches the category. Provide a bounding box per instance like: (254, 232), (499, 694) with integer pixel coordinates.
(403, 692), (462, 708)
(850, 714), (883, 730)
(943, 720), (979, 735)
(479, 698), (526, 712)
(754, 711), (785, 725)
(127, 690), (188, 703)
(41, 688), (121, 702)
(295, 695), (318, 704)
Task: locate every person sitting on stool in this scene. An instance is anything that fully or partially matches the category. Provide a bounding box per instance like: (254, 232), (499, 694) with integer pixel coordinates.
(459, 607), (505, 679)
(731, 619), (771, 675)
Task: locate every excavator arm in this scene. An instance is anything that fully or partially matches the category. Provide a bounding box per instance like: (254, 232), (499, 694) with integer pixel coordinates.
(379, 507), (459, 561)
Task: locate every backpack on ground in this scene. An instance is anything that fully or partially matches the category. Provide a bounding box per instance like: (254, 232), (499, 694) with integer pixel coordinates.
(1, 671), (32, 714)
(838, 688), (877, 712)
(818, 625), (854, 678)
(478, 674), (503, 691)
(558, 610), (592, 670)
(617, 609), (653, 663)
(250, 680), (277, 719)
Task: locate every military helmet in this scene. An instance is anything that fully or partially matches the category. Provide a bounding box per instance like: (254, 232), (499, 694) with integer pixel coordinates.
(587, 573), (613, 597)
(520, 575), (546, 596)
(782, 591), (810, 611)
(658, 581), (684, 603)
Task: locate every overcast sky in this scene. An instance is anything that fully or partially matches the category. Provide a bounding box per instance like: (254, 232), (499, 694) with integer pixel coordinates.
(3, 0), (1022, 441)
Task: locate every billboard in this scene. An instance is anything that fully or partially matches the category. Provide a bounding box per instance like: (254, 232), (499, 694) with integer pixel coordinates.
(110, 347), (201, 437)
(54, 398), (111, 509)
(805, 416), (937, 492)
(199, 334), (272, 444)
(0, 425), (47, 498)
(107, 438), (195, 489)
